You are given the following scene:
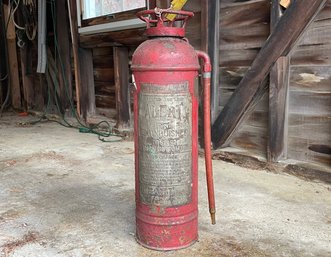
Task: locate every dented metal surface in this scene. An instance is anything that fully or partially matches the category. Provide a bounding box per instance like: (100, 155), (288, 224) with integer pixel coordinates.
(138, 83), (192, 207)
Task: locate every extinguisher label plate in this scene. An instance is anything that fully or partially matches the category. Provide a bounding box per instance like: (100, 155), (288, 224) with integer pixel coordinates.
(138, 82), (192, 207)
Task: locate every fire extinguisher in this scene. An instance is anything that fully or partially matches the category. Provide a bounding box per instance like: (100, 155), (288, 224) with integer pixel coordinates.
(131, 8), (216, 251)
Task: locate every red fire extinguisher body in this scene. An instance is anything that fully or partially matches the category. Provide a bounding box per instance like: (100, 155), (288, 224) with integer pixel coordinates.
(132, 9), (216, 251)
(133, 37), (200, 250)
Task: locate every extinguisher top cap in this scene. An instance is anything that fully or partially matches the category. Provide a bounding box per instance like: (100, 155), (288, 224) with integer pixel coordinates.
(137, 9), (194, 38)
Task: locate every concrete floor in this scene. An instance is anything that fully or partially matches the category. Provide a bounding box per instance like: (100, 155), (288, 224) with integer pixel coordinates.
(0, 113), (330, 257)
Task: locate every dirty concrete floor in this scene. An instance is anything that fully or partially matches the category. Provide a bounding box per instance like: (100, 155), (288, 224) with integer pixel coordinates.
(0, 113), (330, 257)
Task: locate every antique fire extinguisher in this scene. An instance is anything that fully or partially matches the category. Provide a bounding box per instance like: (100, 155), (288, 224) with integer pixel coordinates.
(131, 8), (216, 250)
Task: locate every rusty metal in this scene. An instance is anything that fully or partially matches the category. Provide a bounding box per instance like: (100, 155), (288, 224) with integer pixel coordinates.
(196, 50), (216, 225)
(132, 8), (216, 251)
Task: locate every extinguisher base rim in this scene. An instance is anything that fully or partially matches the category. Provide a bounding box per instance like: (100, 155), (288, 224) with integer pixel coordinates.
(136, 237), (198, 251)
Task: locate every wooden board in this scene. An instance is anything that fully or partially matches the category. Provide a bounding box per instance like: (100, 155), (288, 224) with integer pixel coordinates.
(291, 44), (331, 66)
(289, 66), (331, 92)
(220, 0), (270, 28)
(220, 23), (269, 50)
(79, 28), (146, 48)
(268, 1), (290, 162)
(230, 125), (268, 157)
(220, 0), (268, 9)
(3, 4), (21, 110)
(114, 47), (131, 128)
(297, 25), (331, 46)
(287, 65), (331, 166)
(220, 49), (259, 67)
(92, 47), (116, 110)
(57, 0), (72, 109)
(94, 68), (115, 82)
(288, 91), (331, 115)
(79, 48), (96, 119)
(95, 94), (116, 108)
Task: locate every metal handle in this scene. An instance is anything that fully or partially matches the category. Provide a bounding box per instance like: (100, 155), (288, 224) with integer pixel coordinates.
(137, 8), (194, 29)
(196, 50), (216, 225)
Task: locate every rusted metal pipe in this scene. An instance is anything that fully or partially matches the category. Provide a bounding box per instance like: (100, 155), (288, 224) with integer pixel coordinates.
(196, 50), (216, 225)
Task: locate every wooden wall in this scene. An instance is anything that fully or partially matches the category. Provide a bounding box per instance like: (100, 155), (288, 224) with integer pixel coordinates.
(219, 0), (270, 157)
(288, 1), (331, 166)
(92, 47), (116, 109)
(218, 0), (331, 168)
(82, 0), (202, 113)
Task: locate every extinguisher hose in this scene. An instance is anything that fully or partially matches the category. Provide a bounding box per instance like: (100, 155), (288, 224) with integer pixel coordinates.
(196, 51), (216, 225)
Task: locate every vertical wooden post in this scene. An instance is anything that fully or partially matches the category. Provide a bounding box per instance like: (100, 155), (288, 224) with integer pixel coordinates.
(20, 43), (35, 110)
(3, 3), (22, 110)
(67, 0), (81, 116)
(204, 0), (220, 123)
(79, 48), (96, 119)
(114, 47), (131, 129)
(268, 1), (290, 162)
(57, 0), (72, 109)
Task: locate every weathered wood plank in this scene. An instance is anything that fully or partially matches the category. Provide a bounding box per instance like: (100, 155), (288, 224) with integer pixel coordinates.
(268, 57), (290, 162)
(201, 0), (219, 122)
(289, 66), (331, 92)
(219, 88), (268, 112)
(297, 25), (331, 46)
(291, 44), (331, 66)
(315, 2), (331, 21)
(268, 0), (290, 162)
(212, 150), (331, 184)
(220, 23), (269, 50)
(92, 47), (114, 56)
(3, 3), (21, 110)
(79, 48), (96, 119)
(230, 125), (267, 157)
(287, 137), (331, 166)
(219, 67), (248, 90)
(94, 68), (115, 82)
(95, 82), (116, 95)
(93, 55), (114, 68)
(80, 29), (146, 48)
(220, 0), (270, 28)
(67, 0), (82, 116)
(219, 49), (259, 67)
(212, 0), (327, 149)
(114, 47), (131, 128)
(20, 44), (35, 110)
(57, 0), (72, 109)
(220, 0), (268, 9)
(288, 91), (331, 115)
(95, 94), (116, 108)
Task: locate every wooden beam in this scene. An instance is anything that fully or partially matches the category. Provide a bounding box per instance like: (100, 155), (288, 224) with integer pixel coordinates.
(114, 47), (131, 129)
(209, 0), (220, 122)
(57, 0), (72, 109)
(211, 0), (327, 149)
(20, 43), (35, 110)
(67, 0), (81, 116)
(268, 56), (289, 162)
(201, 0), (220, 122)
(79, 48), (96, 120)
(268, 1), (290, 162)
(3, 3), (22, 110)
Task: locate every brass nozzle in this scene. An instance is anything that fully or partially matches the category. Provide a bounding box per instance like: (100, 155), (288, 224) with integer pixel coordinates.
(210, 208), (216, 225)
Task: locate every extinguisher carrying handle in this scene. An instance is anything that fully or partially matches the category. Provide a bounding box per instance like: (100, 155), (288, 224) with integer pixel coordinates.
(196, 50), (216, 225)
(137, 8), (194, 29)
